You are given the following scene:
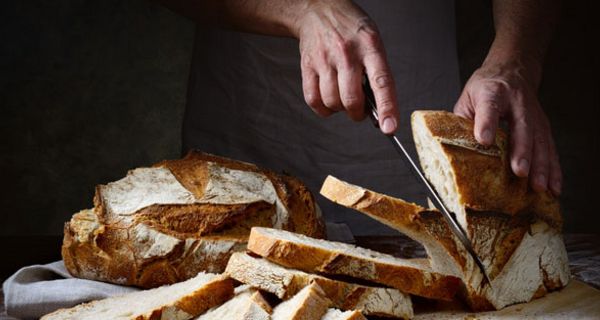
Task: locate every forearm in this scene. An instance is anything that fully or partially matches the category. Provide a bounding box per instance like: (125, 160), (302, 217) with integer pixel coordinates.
(155, 0), (311, 37)
(488, 0), (560, 87)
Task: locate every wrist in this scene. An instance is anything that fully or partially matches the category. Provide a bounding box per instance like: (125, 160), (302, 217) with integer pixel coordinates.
(483, 39), (544, 89)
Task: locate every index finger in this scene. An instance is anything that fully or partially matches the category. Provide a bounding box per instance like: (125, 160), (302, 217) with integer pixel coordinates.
(361, 46), (399, 134)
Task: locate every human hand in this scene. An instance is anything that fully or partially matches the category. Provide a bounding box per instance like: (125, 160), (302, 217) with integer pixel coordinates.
(293, 0), (399, 134)
(454, 60), (561, 196)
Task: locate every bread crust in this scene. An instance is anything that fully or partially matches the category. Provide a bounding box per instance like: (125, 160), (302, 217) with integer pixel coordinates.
(225, 252), (413, 318)
(411, 110), (562, 229)
(41, 273), (234, 320)
(247, 227), (460, 301)
(320, 173), (569, 311)
(62, 151), (325, 288)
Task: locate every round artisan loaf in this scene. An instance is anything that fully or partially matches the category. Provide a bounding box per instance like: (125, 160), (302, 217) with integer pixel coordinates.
(62, 151), (325, 288)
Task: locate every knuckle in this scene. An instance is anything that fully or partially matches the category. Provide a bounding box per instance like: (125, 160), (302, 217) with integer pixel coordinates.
(359, 25), (382, 53)
(479, 98), (502, 114)
(363, 31), (381, 48)
(301, 55), (313, 69)
(341, 95), (361, 109)
(370, 73), (394, 89)
(335, 38), (354, 57)
(376, 98), (395, 112)
(322, 95), (341, 109)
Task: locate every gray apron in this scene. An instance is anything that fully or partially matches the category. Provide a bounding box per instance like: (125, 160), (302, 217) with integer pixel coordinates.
(183, 0), (461, 235)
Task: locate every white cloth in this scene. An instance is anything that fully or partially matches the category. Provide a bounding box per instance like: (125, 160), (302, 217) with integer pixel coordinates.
(183, 0), (461, 235)
(2, 261), (137, 320)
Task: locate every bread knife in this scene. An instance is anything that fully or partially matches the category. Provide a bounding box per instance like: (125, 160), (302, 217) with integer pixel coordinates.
(362, 77), (492, 286)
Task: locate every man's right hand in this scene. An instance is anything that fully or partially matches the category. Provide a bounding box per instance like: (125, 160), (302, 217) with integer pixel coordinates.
(159, 0), (399, 134)
(292, 1), (400, 134)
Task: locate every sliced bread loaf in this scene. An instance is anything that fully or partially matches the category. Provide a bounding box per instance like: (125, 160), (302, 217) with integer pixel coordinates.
(41, 272), (233, 320)
(247, 227), (461, 300)
(272, 282), (331, 320)
(320, 173), (570, 310)
(411, 110), (561, 231)
(225, 252), (413, 318)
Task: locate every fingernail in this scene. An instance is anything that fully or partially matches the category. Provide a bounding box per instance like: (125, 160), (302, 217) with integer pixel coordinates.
(481, 129), (493, 144)
(382, 117), (396, 134)
(518, 158), (530, 175)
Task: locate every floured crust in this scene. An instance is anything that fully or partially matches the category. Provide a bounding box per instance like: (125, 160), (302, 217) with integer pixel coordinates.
(41, 273), (234, 320)
(62, 209), (248, 288)
(225, 252), (413, 318)
(247, 227), (461, 301)
(320, 175), (570, 311)
(411, 110), (562, 229)
(62, 151), (325, 288)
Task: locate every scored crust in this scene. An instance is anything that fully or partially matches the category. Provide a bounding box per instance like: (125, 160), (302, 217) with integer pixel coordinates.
(62, 151), (325, 288)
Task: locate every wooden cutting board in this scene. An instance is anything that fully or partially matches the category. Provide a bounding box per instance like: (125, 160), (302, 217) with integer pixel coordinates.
(414, 280), (600, 319)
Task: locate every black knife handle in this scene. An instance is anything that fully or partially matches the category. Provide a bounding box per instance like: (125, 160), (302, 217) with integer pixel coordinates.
(362, 76), (380, 128)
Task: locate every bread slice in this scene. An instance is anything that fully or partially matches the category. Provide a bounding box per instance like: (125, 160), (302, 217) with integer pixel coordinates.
(195, 285), (270, 320)
(272, 282), (331, 320)
(62, 151), (325, 288)
(225, 252), (413, 318)
(321, 309), (366, 320)
(41, 272), (233, 320)
(247, 227), (460, 300)
(320, 175), (570, 311)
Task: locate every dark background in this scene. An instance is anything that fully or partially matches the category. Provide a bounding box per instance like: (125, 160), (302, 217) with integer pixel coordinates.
(0, 0), (598, 278)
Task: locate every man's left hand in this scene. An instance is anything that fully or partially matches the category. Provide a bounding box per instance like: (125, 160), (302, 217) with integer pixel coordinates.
(454, 60), (561, 196)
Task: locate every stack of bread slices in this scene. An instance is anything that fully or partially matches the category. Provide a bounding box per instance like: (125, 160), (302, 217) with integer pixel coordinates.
(45, 111), (570, 319)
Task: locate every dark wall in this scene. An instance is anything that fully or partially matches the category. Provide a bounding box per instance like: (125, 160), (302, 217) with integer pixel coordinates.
(0, 1), (194, 235)
(1, 1), (598, 235)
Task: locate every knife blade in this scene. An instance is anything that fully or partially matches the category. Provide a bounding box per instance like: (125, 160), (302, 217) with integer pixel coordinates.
(362, 77), (492, 286)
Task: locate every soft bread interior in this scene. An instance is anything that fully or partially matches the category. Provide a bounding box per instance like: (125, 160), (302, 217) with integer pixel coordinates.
(272, 282), (331, 320)
(196, 286), (269, 320)
(412, 111), (467, 229)
(321, 309), (366, 320)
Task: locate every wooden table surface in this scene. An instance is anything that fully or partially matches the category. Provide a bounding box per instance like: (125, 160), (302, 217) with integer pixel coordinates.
(1, 233), (599, 318)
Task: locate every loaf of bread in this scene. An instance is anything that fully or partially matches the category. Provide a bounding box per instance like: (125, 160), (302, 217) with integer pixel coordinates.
(319, 110), (570, 311)
(411, 110), (562, 230)
(41, 272), (233, 320)
(224, 252), (413, 318)
(62, 151), (325, 288)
